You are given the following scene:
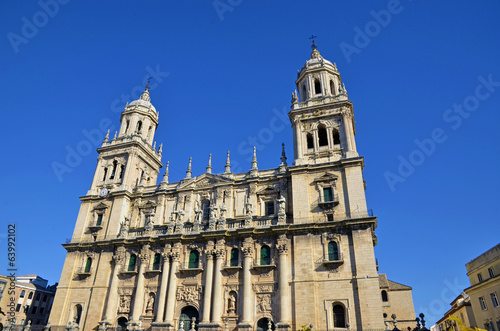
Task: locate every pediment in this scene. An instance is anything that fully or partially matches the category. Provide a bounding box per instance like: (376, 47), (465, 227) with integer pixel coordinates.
(177, 173), (233, 190)
(140, 200), (157, 209)
(92, 202), (109, 211)
(314, 172), (338, 182)
(256, 186), (278, 195)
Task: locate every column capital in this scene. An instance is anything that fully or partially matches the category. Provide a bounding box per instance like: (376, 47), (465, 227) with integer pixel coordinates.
(277, 234), (289, 255)
(170, 251), (181, 262)
(242, 246), (253, 257)
(215, 249), (225, 260)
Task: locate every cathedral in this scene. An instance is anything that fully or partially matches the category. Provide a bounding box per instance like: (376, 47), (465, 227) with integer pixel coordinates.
(48, 46), (410, 331)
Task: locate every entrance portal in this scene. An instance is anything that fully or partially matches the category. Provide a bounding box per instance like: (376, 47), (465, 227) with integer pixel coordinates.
(179, 306), (199, 331)
(256, 318), (275, 331)
(116, 317), (128, 331)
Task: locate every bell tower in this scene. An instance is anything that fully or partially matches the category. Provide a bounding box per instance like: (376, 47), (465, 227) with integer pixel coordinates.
(87, 86), (163, 195)
(289, 45), (358, 166)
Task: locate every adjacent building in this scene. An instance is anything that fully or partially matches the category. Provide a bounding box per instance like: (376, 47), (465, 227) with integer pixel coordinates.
(48, 46), (414, 331)
(0, 274), (57, 329)
(379, 274), (416, 330)
(435, 292), (477, 331)
(465, 244), (500, 331)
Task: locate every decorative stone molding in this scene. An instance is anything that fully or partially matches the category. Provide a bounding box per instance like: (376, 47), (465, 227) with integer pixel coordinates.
(176, 285), (202, 303)
(252, 284), (275, 293)
(117, 295), (131, 314)
(256, 294), (272, 313)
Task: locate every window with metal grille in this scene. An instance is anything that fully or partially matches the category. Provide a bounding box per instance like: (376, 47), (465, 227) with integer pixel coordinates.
(188, 250), (199, 269)
(323, 187), (333, 202)
(328, 242), (339, 261)
(260, 245), (271, 265)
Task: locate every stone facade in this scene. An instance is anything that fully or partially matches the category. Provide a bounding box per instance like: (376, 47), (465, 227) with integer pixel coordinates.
(435, 293), (477, 331)
(464, 244), (500, 331)
(378, 274), (416, 330)
(47, 47), (409, 331)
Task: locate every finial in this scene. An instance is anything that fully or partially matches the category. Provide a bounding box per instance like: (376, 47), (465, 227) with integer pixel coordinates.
(291, 90), (298, 103)
(113, 131), (117, 140)
(159, 162), (169, 188)
(145, 76), (152, 91)
(342, 82), (347, 94)
(224, 151), (231, 174)
(251, 147), (258, 170)
(309, 34), (318, 50)
(249, 147), (258, 177)
(103, 130), (109, 142)
(153, 141), (156, 149)
(185, 157), (192, 179)
(158, 143), (163, 155)
(280, 143), (287, 166)
(140, 79), (151, 102)
(206, 154), (212, 174)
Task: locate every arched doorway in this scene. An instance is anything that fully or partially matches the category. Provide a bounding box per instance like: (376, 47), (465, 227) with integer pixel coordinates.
(116, 317), (128, 331)
(179, 306), (199, 331)
(256, 317), (275, 331)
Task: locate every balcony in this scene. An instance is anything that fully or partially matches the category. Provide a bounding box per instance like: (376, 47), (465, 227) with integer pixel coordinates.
(178, 261), (204, 274)
(75, 267), (92, 278)
(318, 193), (339, 209)
(321, 253), (344, 266)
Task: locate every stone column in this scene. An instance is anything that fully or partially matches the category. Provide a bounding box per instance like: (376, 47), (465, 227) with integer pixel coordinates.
(343, 110), (358, 157)
(154, 252), (171, 323)
(201, 251), (214, 324)
(277, 235), (290, 329)
(240, 242), (253, 326)
(102, 248), (124, 322)
(164, 251), (180, 325)
(211, 249), (225, 324)
(131, 246), (150, 322)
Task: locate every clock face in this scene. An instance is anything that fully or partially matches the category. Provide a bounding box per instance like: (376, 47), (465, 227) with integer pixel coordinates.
(100, 188), (108, 197)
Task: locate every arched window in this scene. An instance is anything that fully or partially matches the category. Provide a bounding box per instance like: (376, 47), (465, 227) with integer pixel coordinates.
(188, 250), (199, 269)
(110, 160), (118, 180)
(330, 80), (335, 95)
(42, 295), (47, 302)
(332, 129), (341, 145)
(230, 248), (239, 267)
(307, 133), (314, 150)
(35, 293), (41, 301)
(125, 120), (130, 133)
(302, 85), (307, 101)
(20, 290), (26, 298)
(136, 121), (142, 133)
(102, 168), (108, 181)
(260, 245), (271, 266)
(333, 304), (346, 328)
(73, 304), (82, 325)
(381, 290), (388, 302)
(84, 257), (92, 273)
(153, 253), (161, 271)
(201, 200), (210, 221)
(119, 165), (125, 180)
(128, 254), (137, 271)
(328, 242), (339, 261)
(318, 125), (328, 147)
(28, 292), (33, 299)
(314, 79), (321, 95)
(117, 317), (128, 331)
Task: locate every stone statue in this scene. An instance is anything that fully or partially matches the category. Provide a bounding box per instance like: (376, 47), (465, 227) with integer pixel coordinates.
(118, 217), (130, 237)
(227, 293), (236, 314)
(146, 293), (155, 314)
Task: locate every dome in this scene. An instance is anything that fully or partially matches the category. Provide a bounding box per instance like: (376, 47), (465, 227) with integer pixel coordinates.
(128, 89), (157, 113)
(298, 47), (337, 76)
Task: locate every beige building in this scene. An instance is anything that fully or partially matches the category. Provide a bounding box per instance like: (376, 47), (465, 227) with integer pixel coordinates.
(465, 244), (500, 331)
(379, 274), (415, 330)
(435, 293), (477, 331)
(0, 274), (57, 330)
(48, 46), (413, 331)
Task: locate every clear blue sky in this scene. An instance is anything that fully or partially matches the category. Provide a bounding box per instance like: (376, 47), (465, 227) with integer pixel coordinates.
(1, 0), (499, 325)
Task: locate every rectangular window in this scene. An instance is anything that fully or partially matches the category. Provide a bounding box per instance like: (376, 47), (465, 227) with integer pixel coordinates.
(31, 306), (38, 314)
(323, 187), (333, 202)
(480, 296), (487, 310)
(265, 201), (274, 216)
(96, 214), (103, 226)
(478, 273), (483, 283)
(491, 293), (499, 307)
(39, 307), (44, 315)
(489, 267), (495, 278)
(16, 304), (21, 312)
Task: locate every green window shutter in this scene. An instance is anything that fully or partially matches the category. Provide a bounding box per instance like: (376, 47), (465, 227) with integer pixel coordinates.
(128, 255), (136, 271)
(84, 258), (92, 273)
(260, 246), (271, 265)
(188, 251), (199, 268)
(153, 253), (161, 270)
(96, 214), (103, 226)
(230, 249), (239, 266)
(328, 242), (339, 261)
(323, 187), (333, 202)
